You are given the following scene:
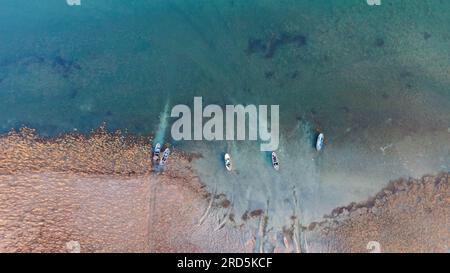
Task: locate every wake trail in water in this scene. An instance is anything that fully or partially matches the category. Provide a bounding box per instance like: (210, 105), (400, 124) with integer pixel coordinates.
(154, 99), (170, 145)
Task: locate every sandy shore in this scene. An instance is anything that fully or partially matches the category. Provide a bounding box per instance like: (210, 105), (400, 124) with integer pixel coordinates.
(0, 128), (449, 252)
(0, 128), (247, 252)
(305, 173), (450, 252)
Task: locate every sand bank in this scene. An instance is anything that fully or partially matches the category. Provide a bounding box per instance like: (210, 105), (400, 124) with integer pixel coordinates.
(0, 128), (246, 252)
(305, 173), (450, 252)
(0, 128), (448, 252)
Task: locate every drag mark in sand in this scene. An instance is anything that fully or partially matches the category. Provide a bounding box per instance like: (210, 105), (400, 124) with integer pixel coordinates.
(214, 195), (233, 231)
(255, 199), (270, 253)
(198, 189), (216, 226)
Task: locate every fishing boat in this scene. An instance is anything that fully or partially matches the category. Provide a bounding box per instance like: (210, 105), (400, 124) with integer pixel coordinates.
(271, 152), (279, 170)
(224, 153), (232, 171)
(316, 133), (324, 151)
(159, 147), (170, 166)
(153, 143), (161, 162)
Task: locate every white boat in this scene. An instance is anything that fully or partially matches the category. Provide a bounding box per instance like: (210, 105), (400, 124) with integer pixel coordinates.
(159, 147), (170, 166)
(271, 152), (279, 170)
(224, 153), (232, 171)
(153, 143), (161, 162)
(316, 133), (324, 151)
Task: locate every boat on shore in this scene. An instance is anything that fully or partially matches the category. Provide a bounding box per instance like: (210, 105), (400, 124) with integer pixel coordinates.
(153, 143), (161, 162)
(271, 152), (279, 170)
(224, 153), (232, 171)
(316, 133), (324, 151)
(159, 148), (170, 166)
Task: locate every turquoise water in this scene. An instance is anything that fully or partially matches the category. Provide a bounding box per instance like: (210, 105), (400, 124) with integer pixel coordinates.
(1, 0), (450, 226)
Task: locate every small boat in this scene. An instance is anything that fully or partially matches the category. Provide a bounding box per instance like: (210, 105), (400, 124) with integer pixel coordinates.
(159, 148), (170, 166)
(271, 152), (279, 170)
(316, 133), (324, 151)
(153, 143), (161, 162)
(224, 153), (232, 171)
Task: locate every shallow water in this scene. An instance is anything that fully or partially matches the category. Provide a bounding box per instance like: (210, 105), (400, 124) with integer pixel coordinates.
(1, 0), (450, 226)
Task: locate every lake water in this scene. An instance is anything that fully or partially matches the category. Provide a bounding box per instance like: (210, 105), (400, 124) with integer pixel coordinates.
(1, 0), (450, 227)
